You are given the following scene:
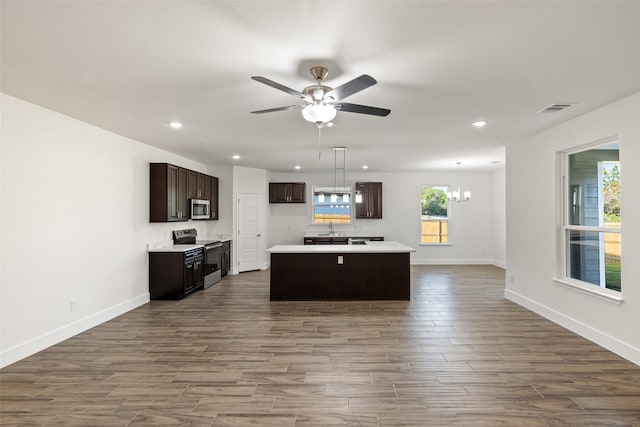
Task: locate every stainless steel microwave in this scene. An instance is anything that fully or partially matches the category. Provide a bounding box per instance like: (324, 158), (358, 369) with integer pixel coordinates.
(190, 199), (210, 220)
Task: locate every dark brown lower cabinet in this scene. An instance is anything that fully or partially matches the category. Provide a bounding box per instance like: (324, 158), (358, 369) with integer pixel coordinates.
(270, 252), (409, 300)
(149, 249), (204, 299)
(221, 241), (231, 277)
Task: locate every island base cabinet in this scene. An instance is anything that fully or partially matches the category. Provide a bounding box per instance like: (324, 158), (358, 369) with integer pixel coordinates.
(270, 253), (409, 300)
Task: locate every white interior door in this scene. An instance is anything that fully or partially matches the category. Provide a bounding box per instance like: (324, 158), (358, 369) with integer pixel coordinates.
(237, 192), (262, 272)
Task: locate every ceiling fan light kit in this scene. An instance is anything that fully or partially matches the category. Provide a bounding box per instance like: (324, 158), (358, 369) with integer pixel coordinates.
(301, 103), (337, 123)
(251, 66), (390, 128)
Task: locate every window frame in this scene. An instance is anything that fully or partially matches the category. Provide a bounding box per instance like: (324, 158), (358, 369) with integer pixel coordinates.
(420, 184), (451, 246)
(311, 186), (352, 224)
(558, 136), (622, 301)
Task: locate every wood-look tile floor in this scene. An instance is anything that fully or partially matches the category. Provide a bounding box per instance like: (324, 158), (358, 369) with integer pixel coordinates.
(2, 265), (640, 426)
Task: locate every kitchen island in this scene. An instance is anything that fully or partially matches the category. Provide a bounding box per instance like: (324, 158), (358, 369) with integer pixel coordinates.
(266, 241), (414, 301)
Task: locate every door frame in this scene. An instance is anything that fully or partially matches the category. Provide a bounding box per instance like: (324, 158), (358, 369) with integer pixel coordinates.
(236, 192), (265, 273)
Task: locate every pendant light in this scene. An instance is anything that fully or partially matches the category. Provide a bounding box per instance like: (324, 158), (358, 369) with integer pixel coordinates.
(332, 147), (348, 203)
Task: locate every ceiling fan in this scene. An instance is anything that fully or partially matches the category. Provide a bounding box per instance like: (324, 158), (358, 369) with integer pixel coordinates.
(251, 67), (391, 127)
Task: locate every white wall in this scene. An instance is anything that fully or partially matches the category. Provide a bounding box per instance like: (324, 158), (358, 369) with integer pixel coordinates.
(505, 91), (640, 365)
(0, 94), (219, 367)
(269, 169), (502, 265)
(491, 168), (506, 268)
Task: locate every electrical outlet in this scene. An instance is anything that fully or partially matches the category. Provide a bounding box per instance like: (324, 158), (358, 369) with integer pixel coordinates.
(69, 300), (78, 312)
(509, 275), (515, 284)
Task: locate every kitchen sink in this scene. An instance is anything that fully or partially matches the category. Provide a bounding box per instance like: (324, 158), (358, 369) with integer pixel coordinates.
(349, 239), (367, 245)
(314, 232), (347, 236)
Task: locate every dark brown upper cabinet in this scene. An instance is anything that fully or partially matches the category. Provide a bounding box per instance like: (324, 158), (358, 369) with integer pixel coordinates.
(188, 170), (209, 200)
(150, 163), (219, 222)
(210, 176), (219, 220)
(355, 182), (383, 219)
(269, 182), (306, 203)
(150, 163), (188, 222)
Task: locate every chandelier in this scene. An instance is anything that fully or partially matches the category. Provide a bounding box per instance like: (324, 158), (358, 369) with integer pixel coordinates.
(447, 162), (471, 202)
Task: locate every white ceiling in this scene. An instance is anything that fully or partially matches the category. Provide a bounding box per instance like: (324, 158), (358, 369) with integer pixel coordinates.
(2, 1), (640, 173)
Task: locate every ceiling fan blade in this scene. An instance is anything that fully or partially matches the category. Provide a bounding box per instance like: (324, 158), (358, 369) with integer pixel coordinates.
(324, 74), (377, 101)
(251, 105), (305, 114)
(335, 102), (391, 117)
(251, 76), (311, 101)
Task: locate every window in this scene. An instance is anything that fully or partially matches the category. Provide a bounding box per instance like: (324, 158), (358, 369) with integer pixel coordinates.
(313, 186), (351, 224)
(421, 185), (449, 244)
(563, 140), (621, 292)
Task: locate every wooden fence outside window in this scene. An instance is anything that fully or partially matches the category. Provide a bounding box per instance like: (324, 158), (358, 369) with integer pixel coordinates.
(421, 218), (448, 244)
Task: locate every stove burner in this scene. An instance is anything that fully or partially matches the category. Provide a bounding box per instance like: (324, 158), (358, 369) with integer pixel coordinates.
(173, 229), (220, 248)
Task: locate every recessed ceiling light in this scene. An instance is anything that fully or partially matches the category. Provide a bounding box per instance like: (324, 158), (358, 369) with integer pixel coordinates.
(232, 155), (240, 160)
(294, 165), (301, 170)
(168, 121), (183, 129)
(362, 165), (369, 169)
(472, 120), (487, 128)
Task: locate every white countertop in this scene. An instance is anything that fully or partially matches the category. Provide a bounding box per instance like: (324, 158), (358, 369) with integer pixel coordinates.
(148, 237), (231, 253)
(148, 243), (204, 253)
(267, 241), (414, 254)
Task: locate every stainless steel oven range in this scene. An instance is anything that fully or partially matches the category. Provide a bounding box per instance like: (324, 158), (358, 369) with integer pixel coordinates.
(173, 229), (222, 289)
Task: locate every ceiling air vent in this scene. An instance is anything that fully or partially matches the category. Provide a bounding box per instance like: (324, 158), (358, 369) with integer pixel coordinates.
(538, 103), (576, 113)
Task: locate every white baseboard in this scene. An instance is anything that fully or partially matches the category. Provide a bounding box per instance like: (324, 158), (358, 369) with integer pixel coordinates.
(0, 293), (150, 369)
(411, 258), (495, 265)
(504, 289), (640, 366)
(492, 259), (506, 269)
